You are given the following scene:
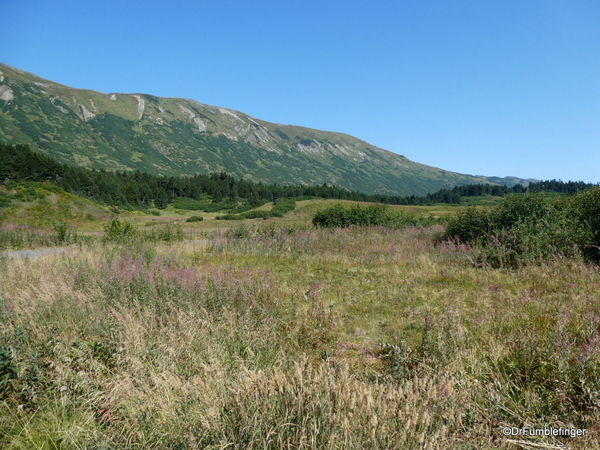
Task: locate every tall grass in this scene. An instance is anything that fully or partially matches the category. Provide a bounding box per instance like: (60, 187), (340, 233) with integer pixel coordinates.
(0, 226), (598, 448)
(0, 224), (60, 250)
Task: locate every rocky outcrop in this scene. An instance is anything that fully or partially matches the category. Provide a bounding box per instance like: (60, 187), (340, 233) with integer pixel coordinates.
(177, 103), (206, 132)
(77, 104), (96, 121)
(133, 95), (145, 120)
(0, 85), (14, 102)
(193, 117), (206, 132)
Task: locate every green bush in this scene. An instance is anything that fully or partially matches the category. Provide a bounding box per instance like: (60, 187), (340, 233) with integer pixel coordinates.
(312, 203), (424, 229)
(0, 348), (17, 399)
(216, 214), (244, 221)
(569, 187), (600, 259)
(144, 224), (184, 243)
(441, 205), (492, 243)
(270, 197), (296, 216)
(173, 197), (206, 210)
(225, 224), (250, 239)
(103, 218), (137, 242)
(217, 210), (276, 220)
(242, 210), (278, 219)
(444, 191), (598, 267)
(186, 215), (204, 222)
(0, 194), (11, 208)
(53, 221), (77, 244)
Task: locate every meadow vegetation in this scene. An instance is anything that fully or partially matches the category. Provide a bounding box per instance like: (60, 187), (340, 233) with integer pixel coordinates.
(1, 190), (600, 449)
(445, 189), (600, 267)
(216, 198), (297, 220)
(312, 203), (436, 229)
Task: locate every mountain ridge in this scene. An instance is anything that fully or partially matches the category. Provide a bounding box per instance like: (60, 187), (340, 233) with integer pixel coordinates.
(0, 62), (533, 196)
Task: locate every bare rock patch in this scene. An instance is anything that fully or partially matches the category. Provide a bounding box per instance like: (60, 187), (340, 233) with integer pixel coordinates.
(0, 85), (14, 102)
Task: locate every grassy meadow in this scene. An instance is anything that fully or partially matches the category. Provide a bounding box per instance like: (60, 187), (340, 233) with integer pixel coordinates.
(1, 190), (600, 449)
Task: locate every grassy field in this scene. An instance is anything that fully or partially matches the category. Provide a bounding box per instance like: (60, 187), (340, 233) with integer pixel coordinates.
(0, 189), (455, 250)
(1, 189), (599, 449)
(1, 206), (599, 449)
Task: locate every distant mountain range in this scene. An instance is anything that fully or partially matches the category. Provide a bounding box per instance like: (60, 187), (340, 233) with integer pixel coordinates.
(0, 63), (533, 196)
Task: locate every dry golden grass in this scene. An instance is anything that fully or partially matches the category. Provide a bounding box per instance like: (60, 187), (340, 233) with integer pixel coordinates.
(1, 226), (599, 449)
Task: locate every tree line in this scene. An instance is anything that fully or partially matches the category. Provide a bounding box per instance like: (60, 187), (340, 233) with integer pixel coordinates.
(0, 143), (596, 210)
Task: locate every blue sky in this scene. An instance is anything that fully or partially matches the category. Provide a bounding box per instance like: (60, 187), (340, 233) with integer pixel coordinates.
(3, 0), (599, 182)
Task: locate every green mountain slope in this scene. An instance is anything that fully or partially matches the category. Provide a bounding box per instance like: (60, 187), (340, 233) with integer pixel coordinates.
(0, 63), (531, 196)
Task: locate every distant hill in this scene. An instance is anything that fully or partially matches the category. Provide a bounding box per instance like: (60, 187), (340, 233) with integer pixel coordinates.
(0, 63), (533, 196)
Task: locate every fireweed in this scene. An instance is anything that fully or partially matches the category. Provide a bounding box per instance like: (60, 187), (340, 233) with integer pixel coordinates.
(1, 228), (599, 449)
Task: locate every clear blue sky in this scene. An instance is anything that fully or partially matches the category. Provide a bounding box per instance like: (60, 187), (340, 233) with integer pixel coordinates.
(3, 0), (599, 182)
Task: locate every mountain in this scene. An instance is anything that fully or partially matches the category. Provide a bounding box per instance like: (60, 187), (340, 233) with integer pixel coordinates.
(0, 63), (531, 196)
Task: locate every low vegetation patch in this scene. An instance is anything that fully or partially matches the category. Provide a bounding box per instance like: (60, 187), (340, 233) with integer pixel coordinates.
(0, 224), (54, 251)
(0, 221), (86, 250)
(173, 197), (256, 213)
(103, 218), (184, 244)
(217, 197), (297, 220)
(312, 202), (434, 229)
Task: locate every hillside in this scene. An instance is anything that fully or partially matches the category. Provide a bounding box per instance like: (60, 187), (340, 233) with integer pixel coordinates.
(0, 63), (531, 196)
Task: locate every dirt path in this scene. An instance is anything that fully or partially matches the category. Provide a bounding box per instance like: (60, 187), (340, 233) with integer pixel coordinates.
(0, 247), (68, 259)
(0, 240), (213, 260)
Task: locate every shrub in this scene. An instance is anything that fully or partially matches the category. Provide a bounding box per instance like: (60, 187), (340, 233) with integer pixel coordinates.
(172, 197), (205, 210)
(0, 348), (17, 399)
(216, 214), (244, 221)
(145, 224), (184, 243)
(443, 205), (492, 243)
(569, 187), (600, 260)
(444, 191), (597, 267)
(312, 203), (424, 229)
(186, 215), (203, 222)
(217, 210), (273, 220)
(270, 197), (296, 216)
(0, 191), (11, 208)
(225, 224), (250, 239)
(103, 218), (137, 242)
(52, 221), (77, 244)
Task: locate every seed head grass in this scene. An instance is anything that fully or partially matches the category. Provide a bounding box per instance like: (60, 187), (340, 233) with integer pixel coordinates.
(1, 226), (599, 448)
